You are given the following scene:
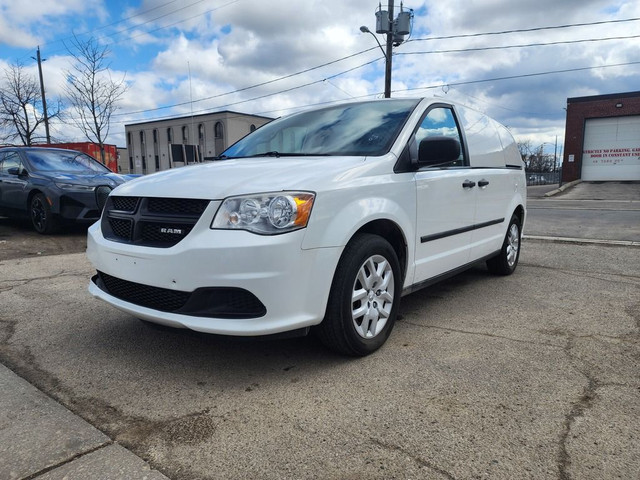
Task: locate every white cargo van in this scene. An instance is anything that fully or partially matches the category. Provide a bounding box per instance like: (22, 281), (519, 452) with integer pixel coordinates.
(87, 98), (526, 356)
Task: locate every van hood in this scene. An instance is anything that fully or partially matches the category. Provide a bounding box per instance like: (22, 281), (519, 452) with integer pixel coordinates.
(111, 156), (368, 199)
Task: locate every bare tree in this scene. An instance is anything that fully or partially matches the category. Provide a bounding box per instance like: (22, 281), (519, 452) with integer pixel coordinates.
(517, 140), (554, 172)
(0, 62), (59, 145)
(64, 36), (127, 163)
(517, 140), (532, 162)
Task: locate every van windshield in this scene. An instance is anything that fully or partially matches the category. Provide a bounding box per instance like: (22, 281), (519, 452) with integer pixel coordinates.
(221, 99), (420, 158)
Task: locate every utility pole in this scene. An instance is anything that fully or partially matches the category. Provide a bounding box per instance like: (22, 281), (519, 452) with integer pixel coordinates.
(383, 2), (394, 98)
(35, 46), (51, 143)
(360, 3), (412, 98)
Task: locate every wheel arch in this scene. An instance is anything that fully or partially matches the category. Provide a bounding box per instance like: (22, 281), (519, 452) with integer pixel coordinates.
(352, 219), (408, 284)
(513, 204), (525, 226)
(26, 189), (44, 209)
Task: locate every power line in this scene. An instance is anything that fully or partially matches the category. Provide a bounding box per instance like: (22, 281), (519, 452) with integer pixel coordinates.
(397, 60), (640, 94)
(110, 59), (640, 125)
(41, 0), (213, 57)
(398, 34), (640, 56)
(40, 0), (181, 49)
(407, 17), (640, 43)
(123, 0), (242, 44)
(117, 58), (382, 123)
(112, 46), (380, 117)
(113, 28), (639, 119)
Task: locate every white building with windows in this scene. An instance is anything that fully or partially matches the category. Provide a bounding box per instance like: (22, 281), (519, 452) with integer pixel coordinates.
(123, 111), (272, 174)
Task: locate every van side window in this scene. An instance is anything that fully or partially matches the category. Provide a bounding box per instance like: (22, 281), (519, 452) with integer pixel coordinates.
(415, 107), (466, 167)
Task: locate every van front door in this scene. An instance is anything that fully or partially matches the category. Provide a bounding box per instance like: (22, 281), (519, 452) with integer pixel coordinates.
(412, 106), (475, 284)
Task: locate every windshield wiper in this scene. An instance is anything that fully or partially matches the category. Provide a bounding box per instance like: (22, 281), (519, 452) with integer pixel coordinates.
(220, 151), (333, 159)
(248, 151), (333, 158)
(249, 151), (285, 157)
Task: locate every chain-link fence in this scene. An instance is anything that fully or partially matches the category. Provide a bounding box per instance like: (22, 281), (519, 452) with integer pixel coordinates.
(526, 172), (561, 186)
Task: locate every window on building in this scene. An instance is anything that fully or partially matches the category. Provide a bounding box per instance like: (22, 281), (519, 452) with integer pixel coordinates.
(215, 122), (224, 138)
(250, 124), (256, 132)
(127, 132), (133, 172)
(140, 131), (146, 171)
(167, 127), (173, 144)
(182, 126), (189, 144)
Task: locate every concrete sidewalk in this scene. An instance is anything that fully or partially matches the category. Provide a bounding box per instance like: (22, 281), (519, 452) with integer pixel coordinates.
(0, 364), (168, 480)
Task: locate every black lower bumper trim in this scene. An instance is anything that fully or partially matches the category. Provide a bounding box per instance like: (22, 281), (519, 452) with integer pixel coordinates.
(93, 272), (266, 319)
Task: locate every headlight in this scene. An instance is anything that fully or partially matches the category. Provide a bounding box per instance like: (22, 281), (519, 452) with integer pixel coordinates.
(54, 182), (96, 192)
(212, 192), (315, 234)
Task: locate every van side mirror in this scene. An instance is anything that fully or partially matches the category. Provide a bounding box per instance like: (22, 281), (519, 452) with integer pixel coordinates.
(417, 137), (461, 168)
(7, 167), (21, 176)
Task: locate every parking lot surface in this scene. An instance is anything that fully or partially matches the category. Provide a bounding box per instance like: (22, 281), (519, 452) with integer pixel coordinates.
(1, 239), (638, 479)
(0, 181), (638, 479)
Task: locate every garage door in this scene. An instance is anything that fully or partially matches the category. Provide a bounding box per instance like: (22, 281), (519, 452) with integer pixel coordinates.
(581, 116), (640, 181)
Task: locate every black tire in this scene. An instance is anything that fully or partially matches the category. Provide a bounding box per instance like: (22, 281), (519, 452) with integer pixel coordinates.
(486, 214), (521, 275)
(30, 193), (59, 234)
(317, 233), (402, 356)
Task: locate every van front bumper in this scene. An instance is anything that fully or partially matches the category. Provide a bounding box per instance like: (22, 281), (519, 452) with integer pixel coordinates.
(86, 221), (342, 336)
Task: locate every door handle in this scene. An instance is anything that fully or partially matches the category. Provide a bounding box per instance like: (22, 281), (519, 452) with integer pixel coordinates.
(462, 180), (476, 188)
(478, 179), (489, 187)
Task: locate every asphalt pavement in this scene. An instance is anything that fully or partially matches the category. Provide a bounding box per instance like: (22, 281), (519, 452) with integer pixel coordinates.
(0, 181), (638, 479)
(525, 181), (640, 244)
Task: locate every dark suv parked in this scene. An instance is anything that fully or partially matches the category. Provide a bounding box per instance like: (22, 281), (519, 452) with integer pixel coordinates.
(0, 147), (131, 233)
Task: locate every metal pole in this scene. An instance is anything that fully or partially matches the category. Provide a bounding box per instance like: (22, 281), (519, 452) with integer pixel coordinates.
(384, 2), (394, 98)
(35, 46), (51, 143)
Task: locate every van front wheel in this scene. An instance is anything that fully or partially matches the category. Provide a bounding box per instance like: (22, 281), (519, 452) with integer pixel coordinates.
(317, 234), (401, 356)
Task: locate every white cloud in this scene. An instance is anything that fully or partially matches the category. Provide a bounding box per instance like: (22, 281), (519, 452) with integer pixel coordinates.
(1, 0), (639, 149)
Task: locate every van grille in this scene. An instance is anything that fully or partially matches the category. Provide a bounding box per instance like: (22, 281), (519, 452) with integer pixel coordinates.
(101, 197), (209, 247)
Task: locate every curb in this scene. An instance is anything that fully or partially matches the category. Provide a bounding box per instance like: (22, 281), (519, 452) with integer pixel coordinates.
(523, 234), (640, 247)
(543, 179), (582, 197)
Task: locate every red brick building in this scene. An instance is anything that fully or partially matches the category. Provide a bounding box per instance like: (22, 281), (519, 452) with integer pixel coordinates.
(562, 91), (640, 183)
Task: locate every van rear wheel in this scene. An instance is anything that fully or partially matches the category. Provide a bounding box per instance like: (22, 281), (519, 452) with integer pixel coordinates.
(486, 214), (521, 275)
(317, 233), (401, 356)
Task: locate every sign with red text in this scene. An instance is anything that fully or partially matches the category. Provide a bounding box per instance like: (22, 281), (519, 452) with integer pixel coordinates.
(582, 116), (640, 180)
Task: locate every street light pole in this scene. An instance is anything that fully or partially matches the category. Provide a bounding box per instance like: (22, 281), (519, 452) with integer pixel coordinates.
(35, 46), (51, 144)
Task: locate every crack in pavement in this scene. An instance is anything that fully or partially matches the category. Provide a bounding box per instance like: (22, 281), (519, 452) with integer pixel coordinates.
(20, 441), (114, 480)
(555, 334), (631, 480)
(370, 437), (457, 480)
(0, 271), (89, 292)
(557, 374), (600, 480)
(401, 321), (562, 349)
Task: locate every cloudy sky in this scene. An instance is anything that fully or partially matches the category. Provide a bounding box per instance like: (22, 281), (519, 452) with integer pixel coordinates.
(1, 0), (639, 156)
